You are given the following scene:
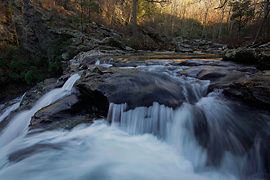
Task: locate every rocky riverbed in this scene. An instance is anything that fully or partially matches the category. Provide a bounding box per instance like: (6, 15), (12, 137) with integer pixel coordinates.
(0, 50), (270, 179)
(2, 51), (267, 130)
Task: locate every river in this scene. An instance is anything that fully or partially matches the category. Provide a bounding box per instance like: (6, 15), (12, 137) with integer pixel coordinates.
(0, 52), (269, 180)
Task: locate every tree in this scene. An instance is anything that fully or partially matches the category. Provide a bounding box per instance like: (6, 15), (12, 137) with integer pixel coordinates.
(73, 0), (100, 33)
(132, 0), (170, 38)
(253, 0), (270, 43)
(230, 0), (255, 39)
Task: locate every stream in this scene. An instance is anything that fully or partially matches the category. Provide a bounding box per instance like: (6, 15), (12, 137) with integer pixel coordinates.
(0, 52), (269, 180)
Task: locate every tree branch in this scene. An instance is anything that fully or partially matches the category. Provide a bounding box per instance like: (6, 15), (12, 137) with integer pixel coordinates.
(215, 0), (229, 9)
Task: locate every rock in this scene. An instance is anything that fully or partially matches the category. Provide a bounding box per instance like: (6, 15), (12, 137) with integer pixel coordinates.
(174, 36), (184, 44)
(173, 37), (227, 54)
(100, 37), (125, 50)
(125, 46), (134, 51)
(175, 44), (194, 53)
(30, 94), (79, 127)
(223, 70), (270, 110)
(223, 46), (270, 70)
(20, 78), (58, 109)
(29, 92), (108, 130)
(68, 49), (125, 72)
(77, 69), (186, 110)
(224, 48), (257, 64)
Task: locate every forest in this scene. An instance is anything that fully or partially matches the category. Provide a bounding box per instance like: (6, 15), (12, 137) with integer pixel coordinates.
(0, 0), (270, 180)
(47, 0), (270, 45)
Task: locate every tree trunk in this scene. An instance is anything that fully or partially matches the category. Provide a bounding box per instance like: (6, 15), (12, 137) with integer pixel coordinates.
(238, 15), (242, 41)
(202, 8), (208, 37)
(227, 6), (232, 31)
(132, 0), (138, 39)
(218, 7), (225, 40)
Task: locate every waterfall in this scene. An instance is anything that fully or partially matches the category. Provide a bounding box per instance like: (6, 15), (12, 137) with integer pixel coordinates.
(0, 93), (25, 123)
(0, 74), (80, 148)
(107, 89), (268, 179)
(108, 102), (173, 138)
(0, 57), (268, 180)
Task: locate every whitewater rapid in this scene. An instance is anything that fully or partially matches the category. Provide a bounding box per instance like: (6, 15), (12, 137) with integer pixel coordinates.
(0, 59), (268, 180)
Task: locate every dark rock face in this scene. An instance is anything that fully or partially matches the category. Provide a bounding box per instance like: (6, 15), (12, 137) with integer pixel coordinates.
(29, 92), (109, 131)
(11, 0), (57, 56)
(223, 70), (270, 110)
(177, 60), (257, 92)
(223, 44), (270, 70)
(77, 68), (186, 110)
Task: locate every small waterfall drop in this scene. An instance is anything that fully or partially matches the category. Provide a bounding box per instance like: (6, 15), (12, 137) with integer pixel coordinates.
(107, 88), (268, 179)
(0, 55), (269, 180)
(0, 74), (80, 148)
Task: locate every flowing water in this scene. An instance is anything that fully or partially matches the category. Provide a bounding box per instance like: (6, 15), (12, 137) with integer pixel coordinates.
(0, 54), (269, 180)
(0, 93), (25, 123)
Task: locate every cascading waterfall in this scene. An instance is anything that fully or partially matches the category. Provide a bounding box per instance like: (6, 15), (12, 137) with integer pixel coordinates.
(0, 93), (25, 123)
(107, 88), (267, 179)
(0, 62), (268, 180)
(0, 74), (80, 148)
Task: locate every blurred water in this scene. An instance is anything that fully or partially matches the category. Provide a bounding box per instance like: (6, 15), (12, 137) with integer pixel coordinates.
(0, 59), (268, 180)
(0, 93), (25, 123)
(0, 74), (80, 154)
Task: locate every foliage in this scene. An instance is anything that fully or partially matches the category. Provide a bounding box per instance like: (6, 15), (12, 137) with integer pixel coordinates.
(72, 0), (100, 32)
(230, 0), (255, 33)
(137, 0), (156, 21)
(0, 36), (72, 86)
(0, 47), (46, 85)
(124, 38), (140, 48)
(41, 38), (72, 76)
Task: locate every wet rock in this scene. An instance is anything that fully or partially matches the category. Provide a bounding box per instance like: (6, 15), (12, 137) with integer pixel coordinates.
(199, 68), (248, 90)
(9, 143), (62, 163)
(20, 78), (58, 109)
(175, 45), (194, 53)
(77, 69), (186, 110)
(29, 93), (108, 130)
(223, 70), (270, 109)
(69, 49), (126, 71)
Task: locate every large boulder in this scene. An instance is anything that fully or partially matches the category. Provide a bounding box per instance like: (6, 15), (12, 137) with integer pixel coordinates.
(223, 45), (270, 70)
(77, 68), (186, 110)
(223, 70), (270, 110)
(29, 92), (109, 130)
